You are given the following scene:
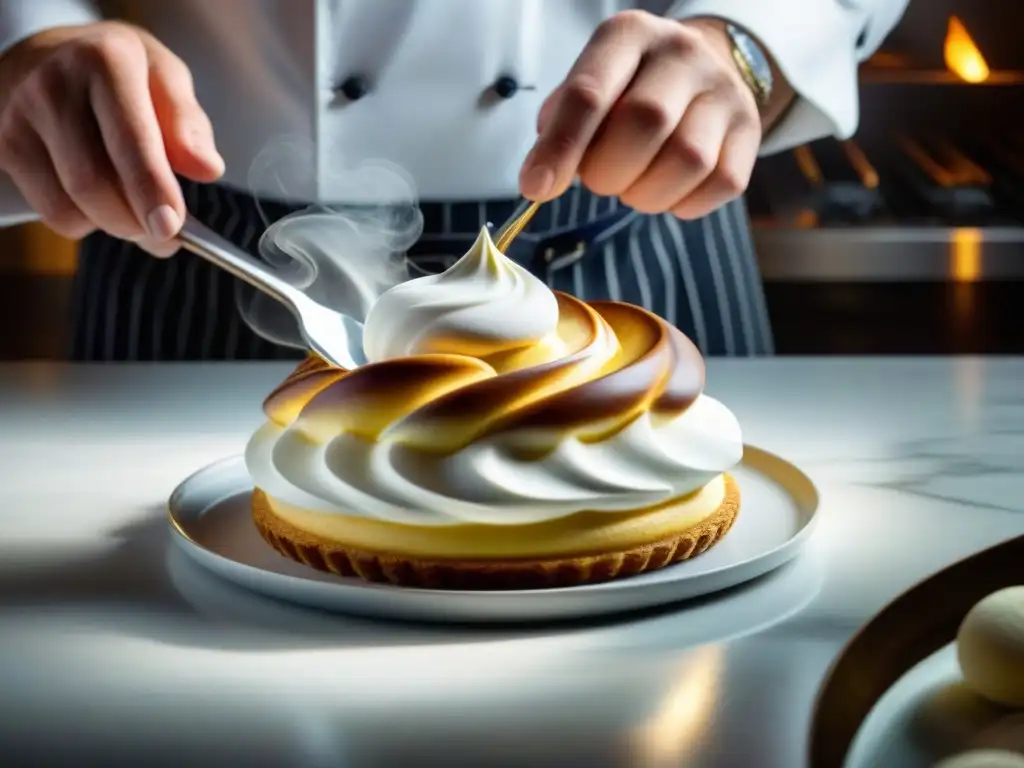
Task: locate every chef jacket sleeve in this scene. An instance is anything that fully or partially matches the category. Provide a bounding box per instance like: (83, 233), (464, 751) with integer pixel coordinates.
(0, 0), (101, 226)
(0, 0), (101, 55)
(666, 0), (910, 155)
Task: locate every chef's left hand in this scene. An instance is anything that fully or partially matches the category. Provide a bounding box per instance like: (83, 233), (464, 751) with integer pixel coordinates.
(520, 12), (761, 220)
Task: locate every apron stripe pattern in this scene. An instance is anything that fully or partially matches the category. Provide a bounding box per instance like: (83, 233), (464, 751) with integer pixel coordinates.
(70, 181), (773, 360)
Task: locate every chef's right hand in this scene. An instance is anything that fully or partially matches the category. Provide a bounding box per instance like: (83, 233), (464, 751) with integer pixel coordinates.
(0, 22), (224, 256)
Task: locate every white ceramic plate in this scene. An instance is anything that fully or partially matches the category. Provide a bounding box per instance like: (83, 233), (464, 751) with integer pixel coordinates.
(847, 644), (1024, 768)
(167, 445), (819, 624)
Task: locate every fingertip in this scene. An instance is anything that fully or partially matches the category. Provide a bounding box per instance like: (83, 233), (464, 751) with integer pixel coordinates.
(166, 127), (225, 182)
(519, 163), (556, 201)
(672, 200), (715, 221)
(191, 143), (225, 178)
(167, 150), (223, 184)
(185, 142), (225, 181)
(140, 239), (180, 258)
(146, 204), (181, 241)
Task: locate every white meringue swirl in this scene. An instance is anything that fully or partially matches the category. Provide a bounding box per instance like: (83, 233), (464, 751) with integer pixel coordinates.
(247, 394), (741, 526)
(362, 227), (559, 361)
(246, 226), (744, 526)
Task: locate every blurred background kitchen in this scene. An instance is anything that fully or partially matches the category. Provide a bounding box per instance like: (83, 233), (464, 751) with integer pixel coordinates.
(2, 0), (1022, 360)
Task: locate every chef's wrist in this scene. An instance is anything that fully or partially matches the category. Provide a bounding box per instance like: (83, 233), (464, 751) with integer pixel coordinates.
(0, 25), (93, 96)
(681, 17), (796, 134)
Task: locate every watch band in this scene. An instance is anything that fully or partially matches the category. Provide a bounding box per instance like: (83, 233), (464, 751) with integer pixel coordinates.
(725, 23), (773, 107)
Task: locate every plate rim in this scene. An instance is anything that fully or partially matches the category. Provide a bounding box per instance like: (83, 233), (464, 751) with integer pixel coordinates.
(807, 532), (1024, 768)
(166, 443), (820, 599)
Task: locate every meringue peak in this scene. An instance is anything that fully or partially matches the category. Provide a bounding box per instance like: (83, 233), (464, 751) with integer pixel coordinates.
(362, 226), (559, 362)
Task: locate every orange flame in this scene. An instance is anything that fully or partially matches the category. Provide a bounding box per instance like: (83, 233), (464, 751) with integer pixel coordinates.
(944, 16), (990, 84)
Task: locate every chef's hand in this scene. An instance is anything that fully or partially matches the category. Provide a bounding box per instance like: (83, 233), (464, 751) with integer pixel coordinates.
(0, 22), (224, 256)
(520, 12), (765, 220)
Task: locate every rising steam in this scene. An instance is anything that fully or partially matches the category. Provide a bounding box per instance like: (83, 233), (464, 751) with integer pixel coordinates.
(236, 136), (424, 349)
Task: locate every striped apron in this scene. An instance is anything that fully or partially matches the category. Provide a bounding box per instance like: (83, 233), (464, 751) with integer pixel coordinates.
(70, 182), (773, 360)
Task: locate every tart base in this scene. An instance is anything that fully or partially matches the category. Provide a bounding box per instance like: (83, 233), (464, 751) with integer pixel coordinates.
(251, 475), (740, 591)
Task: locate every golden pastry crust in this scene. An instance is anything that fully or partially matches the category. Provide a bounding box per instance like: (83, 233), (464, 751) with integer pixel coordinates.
(251, 475), (740, 591)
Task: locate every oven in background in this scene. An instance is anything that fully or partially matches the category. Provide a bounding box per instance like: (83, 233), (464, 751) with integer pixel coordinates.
(752, 0), (1024, 353)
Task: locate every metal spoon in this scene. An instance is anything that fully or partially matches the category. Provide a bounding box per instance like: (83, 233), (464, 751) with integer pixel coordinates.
(177, 215), (367, 369)
(177, 200), (541, 368)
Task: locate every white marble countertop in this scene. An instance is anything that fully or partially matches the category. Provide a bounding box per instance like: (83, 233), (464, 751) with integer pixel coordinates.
(1, 358), (1022, 768)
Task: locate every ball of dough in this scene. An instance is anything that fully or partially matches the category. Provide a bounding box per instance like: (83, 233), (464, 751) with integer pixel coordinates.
(933, 750), (1024, 768)
(974, 714), (1024, 754)
(914, 682), (1007, 755)
(958, 586), (1024, 707)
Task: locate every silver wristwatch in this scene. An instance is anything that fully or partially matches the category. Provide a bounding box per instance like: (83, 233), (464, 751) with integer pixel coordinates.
(725, 23), (774, 107)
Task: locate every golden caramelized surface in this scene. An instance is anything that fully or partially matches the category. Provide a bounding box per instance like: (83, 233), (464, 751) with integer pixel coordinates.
(264, 293), (705, 452)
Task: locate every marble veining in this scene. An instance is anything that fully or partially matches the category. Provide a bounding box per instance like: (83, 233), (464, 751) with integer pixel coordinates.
(811, 430), (1024, 514)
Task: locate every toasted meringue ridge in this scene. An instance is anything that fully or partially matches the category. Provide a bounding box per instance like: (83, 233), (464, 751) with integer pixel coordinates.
(246, 226), (743, 529)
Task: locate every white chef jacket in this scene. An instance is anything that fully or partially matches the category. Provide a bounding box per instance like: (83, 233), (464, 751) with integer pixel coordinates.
(0, 0), (908, 214)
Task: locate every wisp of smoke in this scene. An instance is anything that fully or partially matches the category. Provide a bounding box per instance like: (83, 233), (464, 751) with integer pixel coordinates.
(236, 135), (423, 349)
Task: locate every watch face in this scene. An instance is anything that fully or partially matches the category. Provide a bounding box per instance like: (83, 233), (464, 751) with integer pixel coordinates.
(727, 24), (773, 98)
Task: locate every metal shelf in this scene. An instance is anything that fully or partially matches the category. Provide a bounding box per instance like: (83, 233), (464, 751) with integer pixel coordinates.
(753, 225), (1024, 282)
(860, 68), (1024, 85)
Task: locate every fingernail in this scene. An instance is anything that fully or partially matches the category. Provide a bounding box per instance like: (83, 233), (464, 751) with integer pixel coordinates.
(521, 164), (555, 199)
(147, 204), (181, 240)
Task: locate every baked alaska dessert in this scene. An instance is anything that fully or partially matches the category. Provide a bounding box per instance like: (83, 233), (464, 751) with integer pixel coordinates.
(245, 227), (744, 590)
